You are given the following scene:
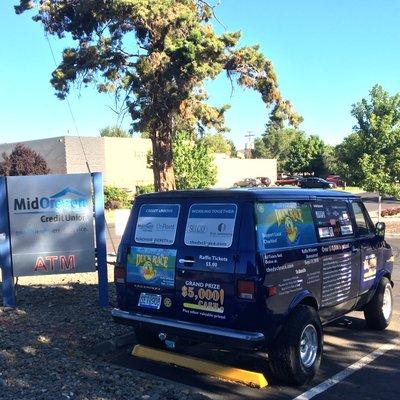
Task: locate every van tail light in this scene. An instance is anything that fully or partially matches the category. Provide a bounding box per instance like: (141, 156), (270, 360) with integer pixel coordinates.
(114, 266), (125, 284)
(237, 280), (256, 300)
(266, 285), (278, 297)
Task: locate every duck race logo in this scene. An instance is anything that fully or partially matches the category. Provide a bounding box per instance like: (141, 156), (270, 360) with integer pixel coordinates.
(127, 246), (177, 288)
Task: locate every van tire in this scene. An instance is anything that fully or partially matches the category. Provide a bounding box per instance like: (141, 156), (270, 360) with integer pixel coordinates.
(364, 277), (393, 330)
(134, 327), (161, 347)
(268, 305), (323, 386)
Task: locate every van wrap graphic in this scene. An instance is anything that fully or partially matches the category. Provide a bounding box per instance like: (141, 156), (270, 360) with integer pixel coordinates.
(184, 203), (237, 248)
(262, 242), (356, 308)
(135, 204), (180, 245)
(179, 279), (227, 320)
(127, 246), (176, 288)
(255, 202), (316, 249)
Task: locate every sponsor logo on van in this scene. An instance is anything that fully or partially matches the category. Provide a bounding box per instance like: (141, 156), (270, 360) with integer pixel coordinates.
(156, 223), (175, 231)
(188, 224), (208, 233)
(217, 223), (226, 232)
(137, 222), (154, 231)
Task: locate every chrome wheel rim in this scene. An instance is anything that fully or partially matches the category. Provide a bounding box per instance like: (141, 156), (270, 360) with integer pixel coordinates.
(299, 324), (318, 368)
(382, 285), (392, 321)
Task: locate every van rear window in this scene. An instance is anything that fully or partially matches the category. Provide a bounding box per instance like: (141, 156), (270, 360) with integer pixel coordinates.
(184, 203), (237, 248)
(135, 204), (180, 245)
(255, 202), (317, 249)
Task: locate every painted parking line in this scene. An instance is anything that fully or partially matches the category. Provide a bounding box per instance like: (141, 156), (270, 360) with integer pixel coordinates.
(293, 341), (397, 400)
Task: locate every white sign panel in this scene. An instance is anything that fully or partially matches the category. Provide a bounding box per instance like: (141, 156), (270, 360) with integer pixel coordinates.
(7, 174), (95, 277)
(135, 204), (180, 245)
(184, 203), (237, 248)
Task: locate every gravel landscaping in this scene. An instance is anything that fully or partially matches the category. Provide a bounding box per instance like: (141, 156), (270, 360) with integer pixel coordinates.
(0, 270), (208, 400)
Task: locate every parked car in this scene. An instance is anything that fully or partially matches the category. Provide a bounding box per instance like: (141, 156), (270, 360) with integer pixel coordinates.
(256, 177), (271, 187)
(299, 177), (336, 189)
(233, 177), (262, 187)
(112, 189), (394, 386)
(326, 175), (344, 186)
(275, 176), (301, 186)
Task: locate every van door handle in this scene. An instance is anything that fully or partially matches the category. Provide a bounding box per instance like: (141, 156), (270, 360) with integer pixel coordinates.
(178, 258), (195, 264)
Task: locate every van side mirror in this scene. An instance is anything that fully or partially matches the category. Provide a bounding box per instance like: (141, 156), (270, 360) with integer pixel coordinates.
(375, 222), (386, 238)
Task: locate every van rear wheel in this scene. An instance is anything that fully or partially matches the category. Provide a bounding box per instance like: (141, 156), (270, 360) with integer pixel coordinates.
(268, 305), (323, 386)
(364, 277), (393, 330)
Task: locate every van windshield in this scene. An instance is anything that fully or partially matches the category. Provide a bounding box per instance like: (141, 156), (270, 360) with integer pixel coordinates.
(255, 202), (317, 250)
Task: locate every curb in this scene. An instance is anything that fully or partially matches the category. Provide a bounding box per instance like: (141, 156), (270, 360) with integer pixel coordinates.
(86, 332), (136, 356)
(132, 344), (268, 388)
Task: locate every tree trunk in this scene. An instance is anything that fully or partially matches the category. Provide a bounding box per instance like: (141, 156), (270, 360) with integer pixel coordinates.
(151, 132), (176, 192)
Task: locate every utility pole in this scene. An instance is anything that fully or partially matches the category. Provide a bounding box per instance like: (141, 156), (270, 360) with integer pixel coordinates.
(244, 131), (255, 159)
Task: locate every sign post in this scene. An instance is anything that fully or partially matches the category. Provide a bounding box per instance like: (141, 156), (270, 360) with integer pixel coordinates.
(0, 177), (15, 307)
(93, 172), (108, 307)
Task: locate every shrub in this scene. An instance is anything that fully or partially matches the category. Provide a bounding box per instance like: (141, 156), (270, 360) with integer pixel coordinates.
(136, 184), (155, 196)
(104, 186), (131, 209)
(381, 207), (400, 217)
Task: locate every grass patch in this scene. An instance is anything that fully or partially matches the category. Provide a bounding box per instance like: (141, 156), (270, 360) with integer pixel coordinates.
(334, 186), (364, 194)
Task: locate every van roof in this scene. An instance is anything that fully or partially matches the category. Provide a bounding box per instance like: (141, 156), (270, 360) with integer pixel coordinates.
(138, 188), (360, 200)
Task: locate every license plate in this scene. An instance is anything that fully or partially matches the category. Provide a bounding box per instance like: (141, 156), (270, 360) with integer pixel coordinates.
(138, 293), (162, 310)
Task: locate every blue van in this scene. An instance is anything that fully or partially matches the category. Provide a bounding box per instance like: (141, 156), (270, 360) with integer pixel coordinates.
(112, 189), (394, 385)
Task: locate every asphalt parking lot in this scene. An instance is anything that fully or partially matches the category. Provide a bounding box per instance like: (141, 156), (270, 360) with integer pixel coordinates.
(106, 238), (400, 400)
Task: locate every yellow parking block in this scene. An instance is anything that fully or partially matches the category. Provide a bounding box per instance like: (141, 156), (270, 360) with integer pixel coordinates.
(132, 344), (268, 388)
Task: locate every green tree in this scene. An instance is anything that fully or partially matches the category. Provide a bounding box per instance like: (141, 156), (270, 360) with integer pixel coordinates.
(226, 139), (238, 157)
(335, 132), (365, 185)
(16, 0), (301, 191)
(200, 133), (235, 156)
(284, 132), (308, 174)
(100, 126), (130, 138)
(284, 134), (331, 176)
(0, 144), (49, 176)
(321, 145), (338, 176)
(306, 135), (326, 176)
(348, 85), (400, 197)
(173, 131), (216, 189)
(252, 137), (271, 158)
(258, 127), (305, 171)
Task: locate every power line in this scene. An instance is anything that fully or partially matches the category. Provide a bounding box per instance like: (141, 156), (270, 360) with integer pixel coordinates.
(45, 33), (91, 173)
(45, 33), (117, 254)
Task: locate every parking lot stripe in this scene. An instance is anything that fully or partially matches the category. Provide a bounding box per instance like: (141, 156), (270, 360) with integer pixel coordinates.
(293, 342), (397, 400)
(131, 344), (268, 388)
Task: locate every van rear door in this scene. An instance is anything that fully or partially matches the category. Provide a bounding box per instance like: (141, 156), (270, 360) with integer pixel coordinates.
(124, 202), (181, 316)
(174, 202), (240, 327)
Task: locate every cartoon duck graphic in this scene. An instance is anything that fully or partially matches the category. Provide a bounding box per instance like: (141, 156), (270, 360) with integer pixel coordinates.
(142, 260), (156, 280)
(285, 217), (298, 243)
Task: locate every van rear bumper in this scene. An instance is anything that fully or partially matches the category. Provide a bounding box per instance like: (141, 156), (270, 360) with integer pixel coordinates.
(111, 308), (265, 349)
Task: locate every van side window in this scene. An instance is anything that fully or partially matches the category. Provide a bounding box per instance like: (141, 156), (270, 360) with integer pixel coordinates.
(312, 200), (353, 240)
(255, 202), (316, 250)
(135, 204), (180, 245)
(351, 201), (373, 236)
(184, 203), (237, 248)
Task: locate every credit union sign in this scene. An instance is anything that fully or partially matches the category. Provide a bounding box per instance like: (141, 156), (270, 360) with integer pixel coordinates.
(7, 174), (96, 277)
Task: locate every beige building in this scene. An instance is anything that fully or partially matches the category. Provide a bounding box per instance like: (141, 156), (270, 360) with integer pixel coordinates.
(0, 136), (276, 190)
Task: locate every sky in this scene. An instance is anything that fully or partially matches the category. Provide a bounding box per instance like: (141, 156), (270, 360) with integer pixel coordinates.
(1, 0), (400, 149)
